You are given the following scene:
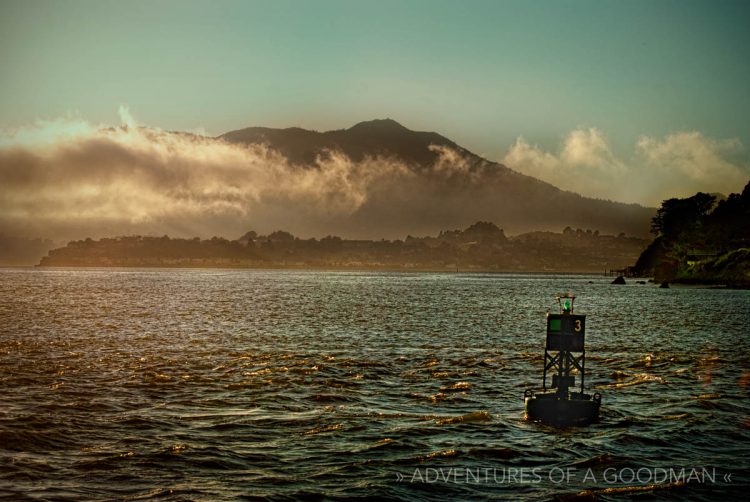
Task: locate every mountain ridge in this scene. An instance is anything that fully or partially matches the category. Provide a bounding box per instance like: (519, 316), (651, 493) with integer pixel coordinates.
(218, 119), (654, 237)
(219, 118), (470, 168)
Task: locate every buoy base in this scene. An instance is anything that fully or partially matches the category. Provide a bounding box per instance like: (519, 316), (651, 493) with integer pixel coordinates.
(524, 390), (601, 426)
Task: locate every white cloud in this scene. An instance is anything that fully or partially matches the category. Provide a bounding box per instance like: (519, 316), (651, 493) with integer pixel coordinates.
(0, 117), (95, 148)
(561, 128), (625, 174)
(635, 132), (747, 189)
(118, 105), (137, 129)
(502, 128), (749, 205)
(0, 116), (412, 240)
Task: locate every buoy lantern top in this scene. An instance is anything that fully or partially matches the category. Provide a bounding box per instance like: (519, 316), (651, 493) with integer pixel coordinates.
(556, 293), (575, 314)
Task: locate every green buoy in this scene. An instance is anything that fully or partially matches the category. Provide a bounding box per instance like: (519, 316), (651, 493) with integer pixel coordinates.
(524, 293), (601, 426)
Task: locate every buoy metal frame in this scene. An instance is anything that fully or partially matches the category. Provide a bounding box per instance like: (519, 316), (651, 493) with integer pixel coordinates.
(524, 293), (601, 426)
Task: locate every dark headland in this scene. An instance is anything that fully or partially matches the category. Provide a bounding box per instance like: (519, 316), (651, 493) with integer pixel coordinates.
(630, 181), (750, 288)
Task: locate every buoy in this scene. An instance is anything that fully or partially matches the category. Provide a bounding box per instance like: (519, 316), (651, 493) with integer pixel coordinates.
(524, 293), (601, 426)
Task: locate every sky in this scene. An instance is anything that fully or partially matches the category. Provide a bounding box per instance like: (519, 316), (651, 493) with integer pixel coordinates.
(1, 0), (749, 239)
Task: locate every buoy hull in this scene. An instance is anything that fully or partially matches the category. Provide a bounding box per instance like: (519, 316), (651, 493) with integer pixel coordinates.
(524, 392), (600, 426)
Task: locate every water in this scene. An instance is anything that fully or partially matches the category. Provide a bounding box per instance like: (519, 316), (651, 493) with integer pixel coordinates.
(1, 269), (748, 500)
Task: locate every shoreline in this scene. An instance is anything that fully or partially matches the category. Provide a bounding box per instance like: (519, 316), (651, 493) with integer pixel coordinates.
(27, 264), (611, 275)
(17, 265), (749, 288)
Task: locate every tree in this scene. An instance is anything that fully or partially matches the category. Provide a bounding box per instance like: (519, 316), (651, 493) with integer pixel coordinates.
(651, 192), (715, 239)
(267, 230), (295, 242)
(706, 180), (750, 246)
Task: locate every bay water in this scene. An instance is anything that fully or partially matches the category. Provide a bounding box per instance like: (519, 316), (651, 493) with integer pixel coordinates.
(1, 269), (748, 500)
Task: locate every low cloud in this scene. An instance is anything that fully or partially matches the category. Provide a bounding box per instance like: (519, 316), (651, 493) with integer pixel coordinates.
(503, 128), (749, 205)
(0, 113), (414, 240)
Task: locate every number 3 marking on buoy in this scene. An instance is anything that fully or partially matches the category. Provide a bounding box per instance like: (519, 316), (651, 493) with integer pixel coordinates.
(575, 320), (582, 332)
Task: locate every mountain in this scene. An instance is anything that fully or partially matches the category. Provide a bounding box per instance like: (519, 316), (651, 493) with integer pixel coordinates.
(219, 119), (654, 237)
(220, 118), (470, 168)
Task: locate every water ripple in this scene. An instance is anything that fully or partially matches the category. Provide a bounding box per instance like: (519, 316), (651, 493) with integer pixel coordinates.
(1, 269), (748, 500)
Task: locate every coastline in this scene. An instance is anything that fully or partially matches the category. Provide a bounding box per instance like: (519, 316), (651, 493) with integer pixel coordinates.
(28, 263), (614, 275)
